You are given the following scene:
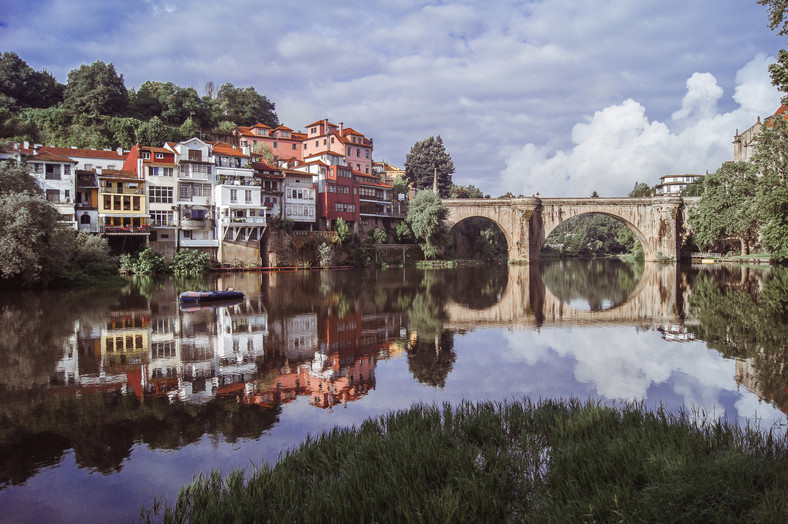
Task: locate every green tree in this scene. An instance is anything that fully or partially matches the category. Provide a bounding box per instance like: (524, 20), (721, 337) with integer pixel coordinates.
(682, 177), (705, 196)
(404, 136), (455, 197)
(629, 181), (655, 197)
(392, 175), (409, 198)
(129, 81), (204, 125)
(178, 117), (199, 140)
(170, 249), (210, 274)
(689, 161), (760, 255)
(403, 190), (450, 259)
(64, 61), (128, 116)
(449, 183), (484, 198)
(333, 217), (352, 244)
(253, 142), (275, 165)
(371, 227), (388, 244)
(0, 159), (40, 194)
(0, 52), (63, 108)
(216, 84), (278, 127)
(0, 191), (68, 287)
(137, 116), (168, 146)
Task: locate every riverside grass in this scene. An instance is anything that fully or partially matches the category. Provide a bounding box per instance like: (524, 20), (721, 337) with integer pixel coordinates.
(142, 399), (788, 522)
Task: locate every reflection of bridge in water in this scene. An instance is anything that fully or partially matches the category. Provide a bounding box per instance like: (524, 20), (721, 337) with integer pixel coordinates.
(445, 263), (682, 329)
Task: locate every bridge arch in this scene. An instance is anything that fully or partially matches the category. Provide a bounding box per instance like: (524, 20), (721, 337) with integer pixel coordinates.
(445, 215), (512, 260)
(538, 210), (651, 260)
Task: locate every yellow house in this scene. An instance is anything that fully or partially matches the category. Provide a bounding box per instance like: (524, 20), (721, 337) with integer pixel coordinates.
(97, 169), (149, 233)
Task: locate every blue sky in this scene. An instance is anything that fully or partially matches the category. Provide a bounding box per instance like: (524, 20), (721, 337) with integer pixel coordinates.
(0, 0), (784, 196)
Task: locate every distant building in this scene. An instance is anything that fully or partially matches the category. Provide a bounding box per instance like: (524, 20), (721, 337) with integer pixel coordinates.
(733, 105), (788, 162)
(655, 174), (703, 195)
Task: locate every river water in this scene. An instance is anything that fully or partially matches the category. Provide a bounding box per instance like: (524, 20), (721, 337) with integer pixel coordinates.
(0, 260), (786, 522)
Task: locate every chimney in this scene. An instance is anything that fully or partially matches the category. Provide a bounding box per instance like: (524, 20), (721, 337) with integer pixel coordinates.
(339, 122), (344, 134)
(117, 147), (123, 155)
(23, 140), (29, 150)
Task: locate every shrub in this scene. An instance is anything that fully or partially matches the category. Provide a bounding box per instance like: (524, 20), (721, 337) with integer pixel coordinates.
(170, 249), (211, 275)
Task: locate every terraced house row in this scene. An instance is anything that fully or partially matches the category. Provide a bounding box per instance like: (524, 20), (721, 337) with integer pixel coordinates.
(3, 119), (405, 266)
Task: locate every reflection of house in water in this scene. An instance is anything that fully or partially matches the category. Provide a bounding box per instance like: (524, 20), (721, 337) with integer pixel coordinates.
(215, 303), (268, 389)
(656, 324), (696, 343)
(51, 297), (408, 412)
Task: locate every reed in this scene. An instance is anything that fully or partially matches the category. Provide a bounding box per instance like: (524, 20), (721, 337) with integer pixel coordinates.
(142, 399), (788, 522)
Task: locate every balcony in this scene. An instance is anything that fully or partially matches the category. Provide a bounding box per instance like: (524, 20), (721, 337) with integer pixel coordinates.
(180, 238), (218, 248)
(178, 165), (213, 181)
(101, 225), (150, 235)
(220, 216), (267, 226)
(180, 218), (214, 230)
(216, 168), (255, 180)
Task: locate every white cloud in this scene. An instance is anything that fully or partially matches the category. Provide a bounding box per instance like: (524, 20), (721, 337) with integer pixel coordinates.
(499, 55), (781, 197)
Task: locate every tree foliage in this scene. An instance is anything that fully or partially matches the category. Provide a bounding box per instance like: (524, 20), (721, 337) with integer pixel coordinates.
(64, 61), (129, 116)
(403, 190), (450, 259)
(170, 249), (211, 274)
(216, 84), (278, 127)
(404, 136), (455, 197)
(129, 81), (205, 125)
(0, 52), (63, 109)
(629, 181), (655, 197)
(543, 214), (631, 258)
(689, 161), (760, 255)
(333, 217), (352, 244)
(449, 183), (485, 199)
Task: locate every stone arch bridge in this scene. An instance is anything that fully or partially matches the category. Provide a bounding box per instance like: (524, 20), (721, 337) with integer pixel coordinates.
(443, 196), (685, 263)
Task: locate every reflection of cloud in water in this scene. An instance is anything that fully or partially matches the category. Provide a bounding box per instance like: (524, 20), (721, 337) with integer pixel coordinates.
(567, 298), (614, 312)
(498, 326), (786, 430)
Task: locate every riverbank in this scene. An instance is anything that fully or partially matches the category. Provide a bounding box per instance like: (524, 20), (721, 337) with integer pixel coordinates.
(142, 399), (788, 522)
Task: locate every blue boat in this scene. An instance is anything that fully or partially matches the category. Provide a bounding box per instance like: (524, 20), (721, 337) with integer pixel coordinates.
(178, 289), (244, 303)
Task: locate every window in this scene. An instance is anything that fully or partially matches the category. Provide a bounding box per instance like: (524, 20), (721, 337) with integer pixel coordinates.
(357, 148), (361, 157)
(155, 153), (164, 159)
(182, 230), (192, 239)
(230, 189), (238, 203)
(188, 149), (202, 161)
(245, 190), (252, 204)
(149, 186), (173, 203)
(365, 150), (369, 159)
(46, 189), (59, 202)
(45, 164), (62, 180)
(150, 211), (173, 226)
(30, 163), (42, 173)
(273, 142), (278, 148)
(141, 152), (151, 159)
(64, 164), (71, 175)
(84, 164), (93, 171)
(292, 143), (297, 150)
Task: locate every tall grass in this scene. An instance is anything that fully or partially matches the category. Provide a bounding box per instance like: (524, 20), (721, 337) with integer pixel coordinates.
(142, 399), (788, 522)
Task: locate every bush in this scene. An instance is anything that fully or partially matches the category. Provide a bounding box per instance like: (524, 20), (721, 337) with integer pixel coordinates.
(122, 247), (167, 275)
(170, 249), (211, 275)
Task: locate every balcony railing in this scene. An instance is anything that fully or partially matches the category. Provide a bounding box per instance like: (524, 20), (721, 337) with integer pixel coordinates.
(221, 216), (267, 225)
(180, 239), (218, 248)
(101, 225), (150, 234)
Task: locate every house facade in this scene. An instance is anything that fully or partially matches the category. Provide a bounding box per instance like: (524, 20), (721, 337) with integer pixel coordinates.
(124, 144), (178, 257)
(168, 138), (217, 254)
(212, 142), (266, 264)
(655, 174), (703, 195)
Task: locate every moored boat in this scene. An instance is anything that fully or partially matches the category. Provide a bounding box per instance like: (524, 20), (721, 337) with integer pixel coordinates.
(178, 289), (244, 303)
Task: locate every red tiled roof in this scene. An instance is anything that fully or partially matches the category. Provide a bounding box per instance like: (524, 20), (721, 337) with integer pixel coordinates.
(97, 169), (139, 180)
(29, 151), (76, 163)
(40, 146), (127, 160)
(211, 141), (249, 158)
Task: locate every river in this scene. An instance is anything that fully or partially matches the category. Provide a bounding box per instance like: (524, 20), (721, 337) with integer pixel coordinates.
(0, 260), (786, 522)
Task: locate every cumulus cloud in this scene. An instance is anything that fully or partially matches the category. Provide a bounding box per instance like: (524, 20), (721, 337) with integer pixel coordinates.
(499, 55), (781, 197)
